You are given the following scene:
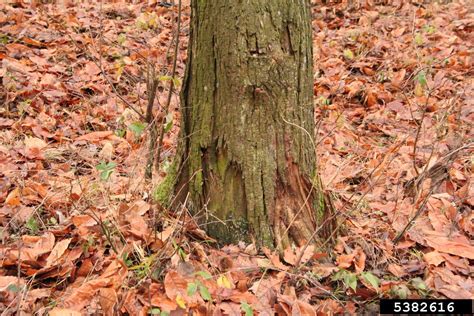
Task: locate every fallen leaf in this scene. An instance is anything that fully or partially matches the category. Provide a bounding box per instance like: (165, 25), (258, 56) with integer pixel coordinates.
(75, 131), (113, 142)
(0, 276), (24, 291)
(354, 247), (366, 273)
(312, 264), (338, 278)
(63, 278), (111, 310)
(293, 300), (316, 316)
(424, 234), (474, 259)
(99, 142), (114, 160)
(438, 284), (473, 299)
(283, 247), (297, 266)
(5, 187), (21, 207)
(99, 287), (117, 315)
(336, 253), (355, 269)
(24, 136), (48, 150)
(391, 69), (406, 88)
(217, 275), (233, 289)
(26, 232), (55, 259)
(46, 238), (72, 267)
(423, 251), (445, 266)
(49, 308), (82, 316)
(387, 264), (407, 277)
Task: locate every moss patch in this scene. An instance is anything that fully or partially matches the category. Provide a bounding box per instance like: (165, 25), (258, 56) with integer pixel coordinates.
(153, 160), (178, 207)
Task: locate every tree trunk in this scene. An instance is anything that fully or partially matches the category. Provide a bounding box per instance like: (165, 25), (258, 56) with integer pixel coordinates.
(168, 0), (333, 249)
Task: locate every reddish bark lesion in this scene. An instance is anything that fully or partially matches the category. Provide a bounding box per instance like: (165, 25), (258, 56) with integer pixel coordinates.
(274, 157), (318, 250)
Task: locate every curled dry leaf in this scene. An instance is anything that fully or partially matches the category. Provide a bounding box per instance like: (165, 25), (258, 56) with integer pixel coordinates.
(218, 302), (242, 316)
(312, 264), (338, 278)
(262, 247), (288, 271)
(99, 141), (114, 161)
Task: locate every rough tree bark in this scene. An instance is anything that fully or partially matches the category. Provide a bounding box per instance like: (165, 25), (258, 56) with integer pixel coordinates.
(160, 0), (334, 250)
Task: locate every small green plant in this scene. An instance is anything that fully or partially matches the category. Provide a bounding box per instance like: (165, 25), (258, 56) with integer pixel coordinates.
(332, 269), (357, 291)
(414, 33), (424, 46)
(136, 12), (160, 30)
(25, 216), (39, 235)
(115, 129), (126, 138)
(122, 252), (134, 267)
(115, 58), (126, 80)
(128, 253), (157, 280)
(423, 24), (436, 35)
(163, 112), (174, 133)
(343, 49), (355, 60)
(159, 75), (181, 87)
(317, 96), (331, 106)
(390, 284), (411, 299)
(128, 122), (147, 138)
(409, 248), (424, 260)
(149, 308), (169, 316)
(187, 280), (212, 302)
(18, 99), (32, 116)
(117, 33), (127, 46)
(0, 34), (9, 45)
(241, 302), (254, 316)
(6, 283), (23, 293)
(360, 271), (380, 291)
(377, 71), (387, 83)
(172, 240), (188, 261)
(416, 70), (428, 87)
(96, 161), (116, 181)
(411, 277), (430, 297)
(48, 216), (58, 226)
(82, 235), (96, 254)
(194, 270), (212, 280)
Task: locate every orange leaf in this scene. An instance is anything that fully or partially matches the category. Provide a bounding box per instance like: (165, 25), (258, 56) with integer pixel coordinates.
(75, 131), (113, 142)
(283, 247), (297, 266)
(26, 232), (55, 259)
(424, 234), (474, 259)
(99, 288), (117, 314)
(5, 187), (21, 207)
(336, 253), (355, 269)
(46, 238), (72, 267)
(63, 278), (111, 311)
(391, 69), (406, 88)
(298, 245), (316, 265)
(49, 308), (82, 316)
(423, 251), (445, 266)
(387, 264), (407, 277)
(354, 247), (366, 273)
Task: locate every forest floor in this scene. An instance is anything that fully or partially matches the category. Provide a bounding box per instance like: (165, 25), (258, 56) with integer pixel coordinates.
(0, 0), (473, 315)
